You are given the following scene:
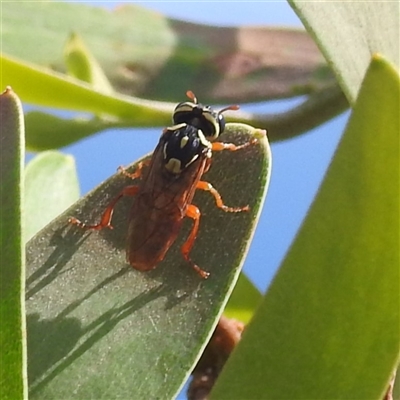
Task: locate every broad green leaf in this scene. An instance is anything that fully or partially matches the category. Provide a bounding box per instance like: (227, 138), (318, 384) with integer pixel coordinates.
(25, 151), (80, 242)
(394, 368), (400, 399)
(64, 33), (114, 94)
(3, 2), (347, 150)
(224, 274), (261, 324)
(212, 56), (399, 399)
(26, 124), (271, 399)
(2, 1), (329, 102)
(289, 1), (399, 104)
(0, 87), (27, 399)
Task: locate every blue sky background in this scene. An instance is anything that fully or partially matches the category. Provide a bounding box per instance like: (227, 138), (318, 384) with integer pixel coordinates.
(58, 1), (348, 292)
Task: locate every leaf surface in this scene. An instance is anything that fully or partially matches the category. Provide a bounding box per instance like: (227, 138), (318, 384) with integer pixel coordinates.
(289, 1), (399, 103)
(0, 87), (27, 399)
(2, 2), (329, 102)
(26, 124), (271, 399)
(25, 151), (80, 242)
(212, 55), (400, 400)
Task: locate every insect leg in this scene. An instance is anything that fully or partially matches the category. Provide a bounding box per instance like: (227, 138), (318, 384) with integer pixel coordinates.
(182, 204), (210, 279)
(117, 160), (149, 180)
(196, 181), (249, 213)
(211, 139), (257, 152)
(69, 186), (139, 230)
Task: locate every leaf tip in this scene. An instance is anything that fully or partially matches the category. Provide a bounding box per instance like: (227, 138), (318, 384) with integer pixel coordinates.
(253, 128), (267, 140)
(2, 86), (14, 95)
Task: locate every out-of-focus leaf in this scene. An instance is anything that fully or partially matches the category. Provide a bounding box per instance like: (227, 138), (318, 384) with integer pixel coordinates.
(394, 368), (400, 399)
(289, 1), (399, 103)
(26, 124), (271, 399)
(224, 274), (261, 324)
(0, 87), (27, 399)
(24, 112), (122, 151)
(4, 2), (346, 149)
(2, 1), (331, 102)
(64, 32), (114, 94)
(211, 56), (399, 399)
(25, 151), (80, 242)
(1, 54), (174, 124)
(24, 83), (349, 150)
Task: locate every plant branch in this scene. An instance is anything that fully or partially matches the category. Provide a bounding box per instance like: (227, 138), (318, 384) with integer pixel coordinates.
(233, 83), (349, 142)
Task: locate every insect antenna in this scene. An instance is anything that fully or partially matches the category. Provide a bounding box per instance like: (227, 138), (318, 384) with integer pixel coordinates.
(186, 90), (239, 114)
(186, 90), (198, 104)
(219, 104), (240, 114)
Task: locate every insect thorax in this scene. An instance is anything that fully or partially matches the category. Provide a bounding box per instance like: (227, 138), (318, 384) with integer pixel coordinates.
(162, 124), (211, 175)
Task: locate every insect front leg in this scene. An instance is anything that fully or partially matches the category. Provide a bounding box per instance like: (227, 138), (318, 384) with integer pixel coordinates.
(182, 204), (210, 279)
(117, 160), (149, 180)
(69, 185), (139, 230)
(211, 138), (257, 153)
(196, 181), (249, 213)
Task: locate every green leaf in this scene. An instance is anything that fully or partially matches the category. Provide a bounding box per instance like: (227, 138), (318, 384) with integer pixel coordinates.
(3, 2), (346, 149)
(25, 151), (80, 242)
(0, 87), (27, 399)
(2, 1), (329, 102)
(1, 54), (174, 124)
(24, 112), (121, 151)
(289, 1), (399, 104)
(64, 32), (114, 94)
(24, 85), (349, 150)
(224, 274), (261, 324)
(211, 56), (399, 399)
(25, 124), (271, 399)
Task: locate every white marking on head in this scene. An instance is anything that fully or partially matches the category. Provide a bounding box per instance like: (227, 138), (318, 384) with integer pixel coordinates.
(203, 110), (220, 139)
(176, 102), (196, 113)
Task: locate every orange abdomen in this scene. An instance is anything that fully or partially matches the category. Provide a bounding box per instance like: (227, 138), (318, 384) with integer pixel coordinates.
(126, 191), (185, 271)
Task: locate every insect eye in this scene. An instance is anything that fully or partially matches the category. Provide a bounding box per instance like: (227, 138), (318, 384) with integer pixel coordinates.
(218, 113), (225, 136)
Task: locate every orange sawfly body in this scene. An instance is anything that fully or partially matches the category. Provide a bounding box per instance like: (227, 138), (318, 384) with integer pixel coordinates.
(69, 92), (255, 278)
(125, 123), (212, 276)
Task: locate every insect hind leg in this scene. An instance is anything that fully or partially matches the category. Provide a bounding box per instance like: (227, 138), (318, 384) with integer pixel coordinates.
(182, 204), (210, 279)
(196, 181), (249, 213)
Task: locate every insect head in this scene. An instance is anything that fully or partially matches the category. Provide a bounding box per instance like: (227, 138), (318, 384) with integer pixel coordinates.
(173, 90), (239, 140)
